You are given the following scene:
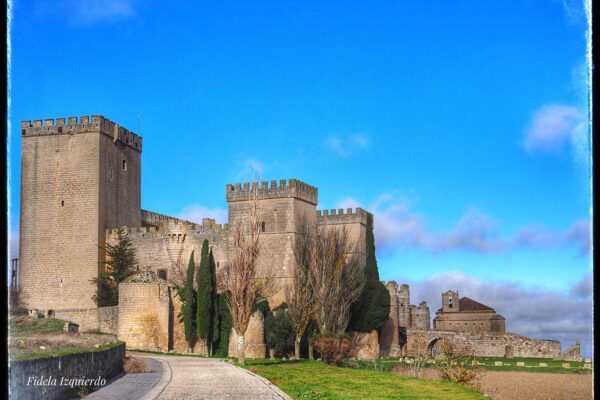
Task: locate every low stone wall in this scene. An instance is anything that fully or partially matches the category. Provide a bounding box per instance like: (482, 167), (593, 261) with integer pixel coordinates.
(98, 306), (118, 334)
(53, 308), (100, 332)
(349, 330), (380, 360)
(405, 328), (562, 358)
(9, 342), (125, 400)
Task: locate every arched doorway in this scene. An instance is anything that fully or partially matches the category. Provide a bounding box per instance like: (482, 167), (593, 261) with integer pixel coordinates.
(428, 338), (450, 359)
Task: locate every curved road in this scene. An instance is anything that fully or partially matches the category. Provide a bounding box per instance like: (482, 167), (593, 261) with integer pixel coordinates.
(87, 353), (291, 400)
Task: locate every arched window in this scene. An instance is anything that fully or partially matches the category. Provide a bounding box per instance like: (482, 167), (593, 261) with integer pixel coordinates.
(448, 296), (453, 308)
(261, 222), (266, 232)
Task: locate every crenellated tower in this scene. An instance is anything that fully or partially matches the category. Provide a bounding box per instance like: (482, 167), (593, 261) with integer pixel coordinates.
(226, 179), (319, 306)
(19, 115), (142, 312)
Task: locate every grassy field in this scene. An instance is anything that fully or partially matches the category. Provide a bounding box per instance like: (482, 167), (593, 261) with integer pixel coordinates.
(238, 359), (487, 400)
(8, 314), (121, 361)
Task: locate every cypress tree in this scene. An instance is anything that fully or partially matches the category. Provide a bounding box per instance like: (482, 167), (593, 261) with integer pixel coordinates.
(209, 249), (220, 349)
(364, 213), (379, 281)
(348, 213), (390, 332)
(183, 251), (197, 349)
(196, 240), (212, 352)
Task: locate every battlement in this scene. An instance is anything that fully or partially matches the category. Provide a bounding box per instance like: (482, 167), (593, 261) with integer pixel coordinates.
(105, 220), (229, 241)
(141, 209), (228, 232)
(21, 115), (142, 152)
(226, 178), (318, 205)
(317, 207), (370, 226)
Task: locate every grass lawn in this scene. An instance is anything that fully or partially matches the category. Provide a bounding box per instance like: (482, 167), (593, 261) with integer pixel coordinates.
(238, 359), (487, 400)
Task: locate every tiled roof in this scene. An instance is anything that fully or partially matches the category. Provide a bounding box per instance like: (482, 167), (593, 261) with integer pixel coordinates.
(458, 297), (495, 312)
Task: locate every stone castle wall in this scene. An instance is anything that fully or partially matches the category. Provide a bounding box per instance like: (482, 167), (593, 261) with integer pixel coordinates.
(106, 222), (228, 286)
(228, 311), (267, 359)
(98, 306), (118, 334)
(405, 328), (562, 358)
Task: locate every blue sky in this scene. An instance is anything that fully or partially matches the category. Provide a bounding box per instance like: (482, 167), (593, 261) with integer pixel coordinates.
(7, 1), (592, 355)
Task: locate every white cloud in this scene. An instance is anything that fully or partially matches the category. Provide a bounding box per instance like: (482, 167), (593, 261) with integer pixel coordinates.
(338, 192), (590, 255)
(324, 134), (370, 157)
(177, 205), (227, 225)
(335, 197), (361, 210)
(523, 104), (583, 154)
(396, 271), (593, 358)
(34, 0), (142, 25)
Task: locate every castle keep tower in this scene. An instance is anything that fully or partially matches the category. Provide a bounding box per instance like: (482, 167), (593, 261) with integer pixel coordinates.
(226, 179), (319, 306)
(19, 116), (141, 312)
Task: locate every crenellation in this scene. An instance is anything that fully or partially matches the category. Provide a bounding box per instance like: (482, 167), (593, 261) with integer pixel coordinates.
(317, 207), (370, 226)
(21, 115), (142, 152)
(226, 178), (318, 205)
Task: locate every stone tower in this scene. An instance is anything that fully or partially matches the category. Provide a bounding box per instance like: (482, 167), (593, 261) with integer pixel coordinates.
(441, 290), (459, 313)
(19, 115), (142, 311)
(226, 179), (318, 306)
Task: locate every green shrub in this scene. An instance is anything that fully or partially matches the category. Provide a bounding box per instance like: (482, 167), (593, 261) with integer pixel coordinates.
(265, 303), (295, 357)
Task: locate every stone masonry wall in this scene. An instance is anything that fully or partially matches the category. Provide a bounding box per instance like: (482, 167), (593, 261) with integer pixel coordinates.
(53, 308), (100, 332)
(349, 330), (380, 360)
(106, 223), (229, 288)
(380, 281), (401, 357)
(9, 342), (125, 400)
(118, 278), (162, 351)
(227, 180), (319, 308)
(405, 328), (562, 358)
(228, 311), (267, 359)
(98, 306), (118, 334)
(19, 116), (141, 312)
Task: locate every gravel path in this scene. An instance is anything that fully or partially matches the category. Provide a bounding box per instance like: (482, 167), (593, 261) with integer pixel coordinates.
(477, 370), (593, 400)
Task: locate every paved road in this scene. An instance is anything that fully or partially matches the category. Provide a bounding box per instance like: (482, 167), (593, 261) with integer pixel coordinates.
(87, 357), (165, 400)
(88, 353), (291, 400)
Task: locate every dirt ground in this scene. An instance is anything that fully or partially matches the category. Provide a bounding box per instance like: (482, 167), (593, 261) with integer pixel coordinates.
(392, 366), (594, 400)
(476, 370), (593, 400)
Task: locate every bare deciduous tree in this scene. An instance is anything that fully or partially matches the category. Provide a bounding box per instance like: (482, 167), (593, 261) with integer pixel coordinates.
(217, 175), (275, 365)
(309, 226), (365, 335)
(285, 214), (317, 359)
(168, 260), (188, 290)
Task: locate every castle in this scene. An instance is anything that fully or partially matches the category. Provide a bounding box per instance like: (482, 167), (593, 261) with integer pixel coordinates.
(17, 115), (581, 361)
